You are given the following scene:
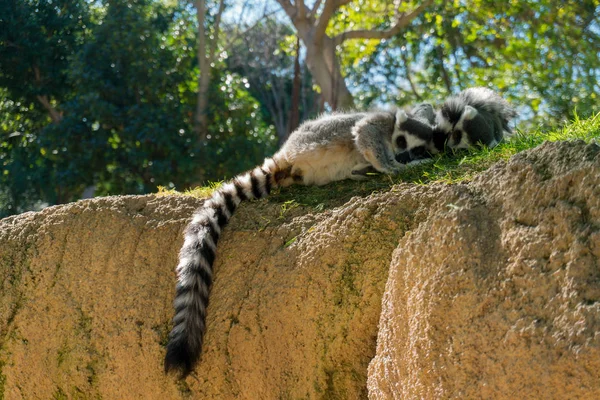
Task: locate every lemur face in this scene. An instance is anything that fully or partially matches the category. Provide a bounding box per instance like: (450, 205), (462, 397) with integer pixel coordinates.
(431, 126), (450, 154)
(444, 105), (478, 149)
(392, 109), (436, 164)
(440, 105), (500, 149)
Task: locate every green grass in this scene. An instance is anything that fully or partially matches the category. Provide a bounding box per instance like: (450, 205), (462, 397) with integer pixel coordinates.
(156, 181), (220, 198)
(159, 112), (600, 208)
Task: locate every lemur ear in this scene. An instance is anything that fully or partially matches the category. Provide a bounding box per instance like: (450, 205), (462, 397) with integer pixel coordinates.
(395, 109), (408, 126)
(462, 105), (478, 121)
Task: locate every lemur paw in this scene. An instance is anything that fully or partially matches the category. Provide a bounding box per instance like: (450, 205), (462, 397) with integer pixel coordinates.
(388, 160), (406, 175)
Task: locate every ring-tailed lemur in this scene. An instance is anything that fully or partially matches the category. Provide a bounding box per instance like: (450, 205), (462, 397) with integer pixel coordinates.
(391, 103), (440, 164)
(434, 87), (517, 149)
(165, 110), (417, 376)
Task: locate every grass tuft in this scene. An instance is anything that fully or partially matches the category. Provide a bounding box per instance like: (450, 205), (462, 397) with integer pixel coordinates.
(156, 181), (222, 199)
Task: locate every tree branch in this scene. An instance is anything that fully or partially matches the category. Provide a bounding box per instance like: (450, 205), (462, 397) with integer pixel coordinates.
(36, 95), (63, 123)
(297, 0), (306, 20)
(234, 0), (252, 29)
(32, 66), (62, 123)
(194, 0), (209, 139)
(208, 0), (226, 61)
(309, 0), (322, 19)
(451, 47), (463, 90)
(275, 0), (297, 20)
(400, 50), (422, 101)
(195, 0), (207, 64)
(223, 8), (283, 52)
(332, 0), (433, 46)
(435, 46), (453, 93)
(314, 0), (338, 44)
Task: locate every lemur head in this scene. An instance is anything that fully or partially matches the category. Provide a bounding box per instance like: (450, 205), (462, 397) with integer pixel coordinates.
(442, 104), (476, 149)
(438, 104), (497, 149)
(392, 105), (437, 164)
(436, 88), (516, 150)
(434, 96), (463, 139)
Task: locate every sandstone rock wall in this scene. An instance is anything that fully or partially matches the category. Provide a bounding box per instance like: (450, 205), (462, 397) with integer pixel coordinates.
(0, 195), (200, 399)
(368, 141), (600, 399)
(1, 141), (599, 399)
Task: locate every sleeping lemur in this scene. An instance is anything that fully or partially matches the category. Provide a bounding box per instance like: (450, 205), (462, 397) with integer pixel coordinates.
(391, 102), (439, 164)
(435, 87), (518, 149)
(164, 108), (431, 376)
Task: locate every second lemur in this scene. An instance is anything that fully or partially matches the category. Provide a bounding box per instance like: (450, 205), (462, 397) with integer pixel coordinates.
(435, 87), (518, 149)
(164, 109), (413, 376)
(390, 103), (440, 163)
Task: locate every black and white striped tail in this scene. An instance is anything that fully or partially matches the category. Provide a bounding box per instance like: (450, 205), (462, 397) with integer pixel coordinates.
(164, 158), (284, 377)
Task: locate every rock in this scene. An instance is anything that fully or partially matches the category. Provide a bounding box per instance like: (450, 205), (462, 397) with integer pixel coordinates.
(367, 141), (600, 399)
(0, 184), (436, 399)
(1, 141), (599, 399)
(0, 195), (200, 399)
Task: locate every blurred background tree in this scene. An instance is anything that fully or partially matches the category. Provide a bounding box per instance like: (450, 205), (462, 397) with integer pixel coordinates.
(226, 18), (320, 144)
(1, 0), (599, 216)
(345, 0), (600, 119)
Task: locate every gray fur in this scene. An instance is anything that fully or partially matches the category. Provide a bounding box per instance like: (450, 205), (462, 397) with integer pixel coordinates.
(278, 110), (406, 182)
(411, 102), (436, 126)
(165, 109), (408, 377)
(351, 111), (402, 174)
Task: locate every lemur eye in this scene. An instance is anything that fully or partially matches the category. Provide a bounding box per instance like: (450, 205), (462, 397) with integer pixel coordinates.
(396, 135), (407, 150)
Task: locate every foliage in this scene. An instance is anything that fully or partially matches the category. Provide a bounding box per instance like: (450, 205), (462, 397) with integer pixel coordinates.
(344, 0), (600, 126)
(226, 19), (319, 143)
(1, 0), (599, 217)
(0, 0), (277, 216)
(0, 0), (91, 108)
(201, 70), (278, 181)
(55, 0), (198, 197)
(0, 92), (49, 216)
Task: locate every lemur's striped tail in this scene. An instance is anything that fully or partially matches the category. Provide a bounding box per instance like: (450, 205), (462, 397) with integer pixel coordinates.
(164, 157), (290, 377)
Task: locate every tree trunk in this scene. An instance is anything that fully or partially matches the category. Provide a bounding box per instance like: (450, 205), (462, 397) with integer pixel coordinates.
(303, 39), (354, 110)
(32, 66), (63, 123)
(194, 0), (209, 142)
(435, 46), (453, 93)
(194, 0), (226, 143)
(291, 17), (354, 111)
(35, 95), (63, 124)
(287, 36), (302, 140)
(275, 0), (432, 111)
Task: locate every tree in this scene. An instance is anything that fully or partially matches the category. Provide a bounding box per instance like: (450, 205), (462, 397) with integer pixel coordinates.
(0, 0), (280, 215)
(0, 0), (92, 213)
(226, 19), (319, 144)
(0, 89), (51, 216)
(274, 0), (433, 109)
(39, 0), (200, 198)
(346, 0), (600, 125)
(0, 0), (91, 123)
(288, 36), (303, 135)
(194, 0), (226, 141)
